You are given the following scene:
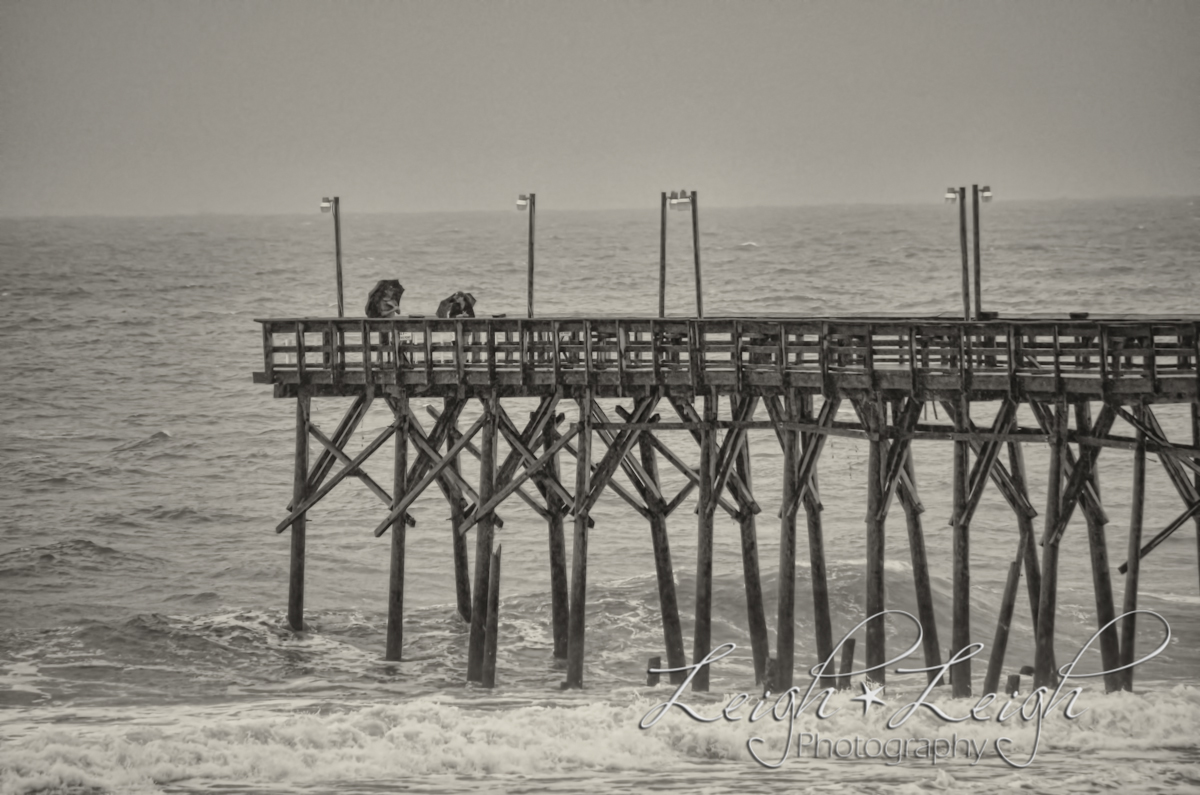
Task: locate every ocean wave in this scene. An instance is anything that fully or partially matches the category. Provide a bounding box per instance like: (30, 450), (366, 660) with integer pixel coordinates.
(1, 685), (1199, 794)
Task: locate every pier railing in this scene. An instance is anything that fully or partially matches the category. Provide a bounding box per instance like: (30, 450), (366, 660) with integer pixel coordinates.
(254, 316), (1200, 400)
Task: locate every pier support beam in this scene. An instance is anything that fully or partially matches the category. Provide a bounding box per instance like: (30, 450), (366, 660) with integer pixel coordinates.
(446, 409), (472, 623)
(863, 398), (887, 684)
(801, 395), (835, 688)
(543, 410), (570, 660)
(385, 392), (410, 660)
(467, 394), (499, 682)
(950, 395), (971, 697)
(898, 443), (943, 685)
(288, 391), (311, 632)
(735, 419), (770, 685)
(566, 391), (593, 689)
(639, 433), (687, 684)
(776, 392), (800, 690)
(1035, 399), (1066, 689)
(692, 389), (718, 692)
(1121, 405), (1147, 691)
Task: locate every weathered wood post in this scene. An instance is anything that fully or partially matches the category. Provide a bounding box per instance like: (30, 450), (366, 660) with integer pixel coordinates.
(801, 394), (835, 687)
(837, 638), (856, 691)
(385, 393), (409, 660)
(691, 191), (703, 318)
(1120, 404), (1146, 691)
(544, 409), (570, 660)
(864, 398), (887, 684)
(566, 390), (593, 689)
(446, 408), (472, 622)
(1035, 399), (1066, 689)
(1076, 401), (1122, 692)
(982, 559), (1020, 695)
(951, 394), (971, 697)
(467, 393), (499, 682)
(898, 445), (943, 685)
(776, 392), (800, 690)
(692, 388), (717, 692)
(735, 431), (770, 684)
(639, 434), (687, 684)
(288, 391), (311, 632)
(482, 545), (502, 688)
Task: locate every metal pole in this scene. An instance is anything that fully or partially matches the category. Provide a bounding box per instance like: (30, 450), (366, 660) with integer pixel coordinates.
(972, 184), (982, 320)
(334, 196), (344, 318)
(527, 194), (536, 318)
(659, 192), (667, 318)
(691, 191), (703, 318)
(958, 187), (969, 321)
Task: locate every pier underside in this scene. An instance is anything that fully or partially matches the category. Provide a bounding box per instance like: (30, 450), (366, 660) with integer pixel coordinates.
(254, 316), (1200, 695)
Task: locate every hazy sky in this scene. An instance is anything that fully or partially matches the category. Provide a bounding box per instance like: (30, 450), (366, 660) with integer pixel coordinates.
(1, 0), (1197, 215)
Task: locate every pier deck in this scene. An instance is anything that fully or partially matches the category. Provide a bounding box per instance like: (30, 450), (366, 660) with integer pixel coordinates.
(254, 315), (1200, 403)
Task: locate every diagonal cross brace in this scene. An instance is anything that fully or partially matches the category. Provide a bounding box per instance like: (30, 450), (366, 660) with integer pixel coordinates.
(642, 432), (740, 520)
(1027, 400), (1108, 527)
(458, 426), (581, 535)
(1119, 496), (1200, 574)
(704, 395), (759, 521)
(944, 400), (1039, 521)
(288, 395), (370, 511)
(878, 397), (925, 522)
(496, 401), (576, 508)
(668, 395), (760, 512)
(959, 398), (1019, 527)
(1046, 403), (1116, 545)
(372, 412), (487, 537)
(592, 401), (662, 503)
(277, 418), (397, 533)
(584, 396), (659, 514)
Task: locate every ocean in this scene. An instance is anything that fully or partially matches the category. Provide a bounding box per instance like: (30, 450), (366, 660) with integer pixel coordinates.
(2, 198), (1199, 793)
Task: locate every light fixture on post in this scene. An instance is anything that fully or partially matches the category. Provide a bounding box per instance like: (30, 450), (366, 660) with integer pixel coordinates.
(661, 190), (702, 317)
(944, 188), (958, 204)
(517, 194), (536, 318)
(320, 196), (343, 317)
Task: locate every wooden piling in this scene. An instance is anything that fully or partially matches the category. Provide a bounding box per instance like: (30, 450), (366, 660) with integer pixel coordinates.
(898, 446), (943, 684)
(959, 186), (970, 320)
(983, 559), (1020, 695)
(801, 394), (835, 687)
(692, 390), (717, 692)
(544, 412), (570, 660)
(1120, 405), (1146, 691)
(951, 395), (971, 697)
(838, 638), (856, 691)
(1194, 400), (1199, 601)
(735, 430), (770, 685)
(647, 655), (662, 686)
(776, 392), (800, 690)
(385, 393), (409, 661)
(1035, 400), (1066, 689)
(446, 410), (472, 623)
(1006, 673), (1021, 697)
(467, 394), (499, 682)
(566, 391), (593, 689)
(638, 434), (687, 684)
(1076, 401), (1122, 692)
(865, 399), (886, 684)
(482, 545), (502, 688)
(691, 191), (703, 318)
(288, 391), (310, 632)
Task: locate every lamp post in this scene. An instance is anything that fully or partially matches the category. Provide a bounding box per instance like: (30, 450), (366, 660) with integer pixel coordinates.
(945, 187), (970, 321)
(945, 185), (993, 321)
(320, 196), (343, 317)
(664, 190), (703, 317)
(517, 193), (536, 318)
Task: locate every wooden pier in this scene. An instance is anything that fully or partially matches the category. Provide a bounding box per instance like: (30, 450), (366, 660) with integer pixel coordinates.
(255, 315), (1200, 693)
